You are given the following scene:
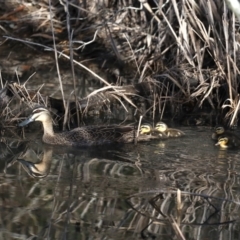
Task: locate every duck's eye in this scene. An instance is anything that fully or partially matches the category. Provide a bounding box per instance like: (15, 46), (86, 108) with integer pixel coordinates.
(33, 110), (42, 113)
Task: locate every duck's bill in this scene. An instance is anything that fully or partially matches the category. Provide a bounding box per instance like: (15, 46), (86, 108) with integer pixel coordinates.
(19, 116), (35, 127)
(17, 159), (48, 178)
(215, 142), (220, 146)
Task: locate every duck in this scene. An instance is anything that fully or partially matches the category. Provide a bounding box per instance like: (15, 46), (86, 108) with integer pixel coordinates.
(212, 126), (240, 141)
(19, 107), (161, 147)
(215, 136), (240, 149)
(154, 121), (185, 137)
(17, 147), (52, 178)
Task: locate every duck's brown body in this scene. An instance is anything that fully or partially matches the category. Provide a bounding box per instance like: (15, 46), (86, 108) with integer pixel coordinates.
(19, 107), (160, 146)
(42, 125), (159, 146)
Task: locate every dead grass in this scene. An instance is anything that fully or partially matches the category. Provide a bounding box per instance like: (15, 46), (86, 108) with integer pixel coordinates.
(0, 0), (240, 126)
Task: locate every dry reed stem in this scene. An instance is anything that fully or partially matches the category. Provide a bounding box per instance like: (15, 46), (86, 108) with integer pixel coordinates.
(223, 1), (233, 101)
(2, 0), (240, 123)
(230, 96), (240, 126)
(136, 115), (143, 144)
(4, 36), (139, 113)
(65, 0), (80, 127)
(48, 0), (66, 115)
(169, 215), (186, 240)
(160, 0), (194, 66)
(225, 0), (240, 20)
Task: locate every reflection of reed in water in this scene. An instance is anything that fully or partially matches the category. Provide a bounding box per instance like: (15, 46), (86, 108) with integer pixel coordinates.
(1, 150), (237, 240)
(1, 138), (28, 175)
(17, 146), (53, 178)
(0, 138), (27, 161)
(126, 182), (238, 239)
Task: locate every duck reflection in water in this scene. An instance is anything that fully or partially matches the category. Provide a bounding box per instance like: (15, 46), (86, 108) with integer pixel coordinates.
(1, 138), (29, 175)
(17, 145), (53, 178)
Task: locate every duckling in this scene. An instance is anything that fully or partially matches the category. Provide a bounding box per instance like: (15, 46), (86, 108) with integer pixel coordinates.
(155, 121), (185, 137)
(212, 126), (224, 140)
(212, 126), (240, 141)
(140, 123), (167, 138)
(19, 107), (162, 147)
(215, 136), (240, 149)
(140, 123), (152, 135)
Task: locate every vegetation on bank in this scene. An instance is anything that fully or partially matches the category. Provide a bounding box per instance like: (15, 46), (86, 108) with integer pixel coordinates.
(0, 0), (240, 126)
(1, 2), (240, 240)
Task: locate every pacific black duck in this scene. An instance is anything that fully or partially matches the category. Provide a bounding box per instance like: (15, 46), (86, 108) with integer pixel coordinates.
(19, 107), (161, 146)
(154, 122), (185, 137)
(17, 147), (52, 178)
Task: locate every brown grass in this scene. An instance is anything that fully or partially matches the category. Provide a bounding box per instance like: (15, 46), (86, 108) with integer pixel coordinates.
(0, 0), (240, 126)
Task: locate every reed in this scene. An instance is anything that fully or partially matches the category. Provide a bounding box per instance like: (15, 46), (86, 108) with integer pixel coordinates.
(0, 0), (240, 125)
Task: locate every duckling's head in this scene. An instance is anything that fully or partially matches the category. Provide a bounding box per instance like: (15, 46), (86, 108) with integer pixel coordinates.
(215, 126), (225, 135)
(215, 137), (229, 149)
(140, 124), (152, 134)
(155, 122), (168, 132)
(19, 107), (51, 127)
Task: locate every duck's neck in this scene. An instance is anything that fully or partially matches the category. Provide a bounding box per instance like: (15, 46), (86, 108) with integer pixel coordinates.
(42, 119), (54, 137)
(36, 148), (53, 172)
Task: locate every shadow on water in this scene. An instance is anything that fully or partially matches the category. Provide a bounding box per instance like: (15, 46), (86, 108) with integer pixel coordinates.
(1, 127), (240, 239)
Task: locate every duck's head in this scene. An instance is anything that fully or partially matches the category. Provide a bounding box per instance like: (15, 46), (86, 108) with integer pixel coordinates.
(215, 137), (229, 148)
(19, 107), (51, 127)
(155, 122), (168, 132)
(140, 123), (152, 134)
(18, 159), (49, 178)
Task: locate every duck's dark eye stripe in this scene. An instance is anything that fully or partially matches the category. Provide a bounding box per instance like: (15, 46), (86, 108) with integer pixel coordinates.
(33, 108), (47, 113)
(33, 110), (43, 113)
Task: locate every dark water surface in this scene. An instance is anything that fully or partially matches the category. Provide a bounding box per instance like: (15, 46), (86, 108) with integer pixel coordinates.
(1, 127), (240, 239)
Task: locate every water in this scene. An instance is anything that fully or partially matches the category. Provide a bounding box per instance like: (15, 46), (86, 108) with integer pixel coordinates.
(1, 127), (240, 239)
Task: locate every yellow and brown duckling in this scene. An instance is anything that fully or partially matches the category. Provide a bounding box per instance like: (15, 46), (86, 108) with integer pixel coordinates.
(140, 123), (153, 135)
(212, 126), (240, 141)
(140, 123), (168, 138)
(154, 121), (185, 137)
(212, 126), (224, 141)
(215, 136), (240, 149)
(19, 107), (162, 147)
